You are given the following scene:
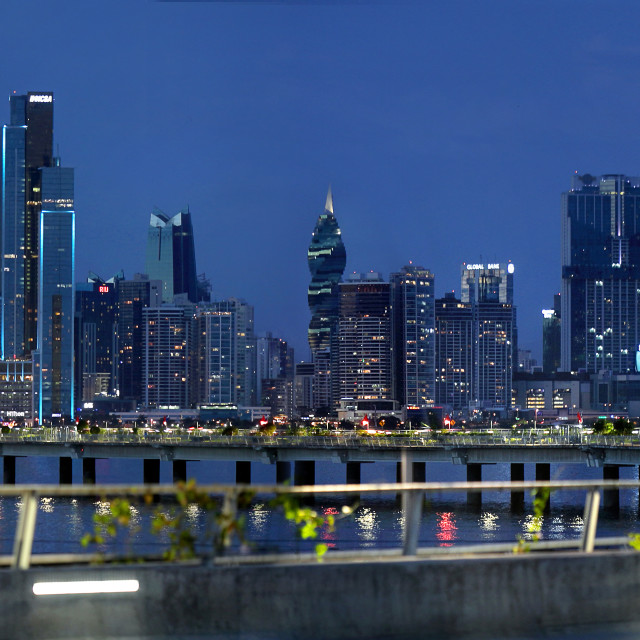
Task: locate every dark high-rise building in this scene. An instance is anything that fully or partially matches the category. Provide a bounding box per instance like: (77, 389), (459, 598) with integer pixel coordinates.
(390, 264), (435, 408)
(116, 274), (161, 404)
(435, 293), (474, 410)
(307, 187), (346, 410)
(145, 207), (198, 304)
(35, 164), (75, 421)
(338, 273), (392, 403)
(2, 92), (54, 358)
(75, 273), (121, 404)
(561, 173), (640, 374)
(542, 293), (561, 375)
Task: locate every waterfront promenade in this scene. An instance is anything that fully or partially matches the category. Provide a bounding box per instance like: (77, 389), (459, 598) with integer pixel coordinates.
(0, 428), (638, 484)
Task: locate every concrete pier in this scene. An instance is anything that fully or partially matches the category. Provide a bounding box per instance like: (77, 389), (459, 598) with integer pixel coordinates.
(172, 460), (187, 484)
(59, 457), (73, 485)
(82, 458), (96, 485)
(346, 462), (361, 484)
(235, 461), (251, 485)
(276, 461), (291, 484)
(143, 459), (160, 484)
(294, 461), (315, 486)
(535, 463), (551, 511)
(603, 465), (620, 511)
(510, 462), (525, 512)
(3, 456), (15, 485)
(466, 463), (482, 509)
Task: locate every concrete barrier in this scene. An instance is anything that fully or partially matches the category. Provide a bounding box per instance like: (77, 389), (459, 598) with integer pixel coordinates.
(6, 550), (640, 639)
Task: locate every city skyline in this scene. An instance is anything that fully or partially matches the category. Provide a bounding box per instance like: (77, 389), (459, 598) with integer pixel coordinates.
(2, 1), (640, 361)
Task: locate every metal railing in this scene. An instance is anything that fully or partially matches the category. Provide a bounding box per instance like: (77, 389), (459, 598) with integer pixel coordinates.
(5, 456), (640, 570)
(3, 428), (640, 448)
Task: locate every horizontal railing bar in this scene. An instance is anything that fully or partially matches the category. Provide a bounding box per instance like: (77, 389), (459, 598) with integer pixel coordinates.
(1, 478), (640, 498)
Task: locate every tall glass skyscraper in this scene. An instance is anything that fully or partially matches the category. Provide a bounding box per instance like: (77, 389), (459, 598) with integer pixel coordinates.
(307, 187), (346, 409)
(561, 173), (640, 374)
(36, 165), (75, 421)
(390, 264), (435, 408)
(145, 207), (198, 304)
(2, 92), (54, 358)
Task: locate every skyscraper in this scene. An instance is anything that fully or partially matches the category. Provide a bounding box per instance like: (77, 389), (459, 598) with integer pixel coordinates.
(561, 173), (640, 374)
(143, 305), (191, 409)
(116, 274), (162, 404)
(461, 263), (516, 409)
(307, 187), (346, 410)
(194, 298), (256, 407)
(542, 293), (561, 375)
(2, 92), (54, 358)
(145, 207), (198, 304)
(435, 264), (516, 411)
(435, 293), (474, 410)
(390, 264), (435, 408)
(75, 272), (121, 403)
(35, 165), (75, 421)
(338, 273), (392, 403)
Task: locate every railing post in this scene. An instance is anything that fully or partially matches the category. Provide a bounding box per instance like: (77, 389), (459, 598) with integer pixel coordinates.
(401, 450), (422, 556)
(580, 488), (600, 553)
(12, 491), (38, 569)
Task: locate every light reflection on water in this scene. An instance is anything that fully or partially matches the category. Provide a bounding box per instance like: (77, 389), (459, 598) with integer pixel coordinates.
(0, 458), (639, 556)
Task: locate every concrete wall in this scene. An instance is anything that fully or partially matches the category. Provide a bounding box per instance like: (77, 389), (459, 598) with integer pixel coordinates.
(6, 550), (640, 639)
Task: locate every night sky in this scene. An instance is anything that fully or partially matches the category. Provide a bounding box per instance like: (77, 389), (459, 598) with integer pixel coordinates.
(2, 0), (639, 362)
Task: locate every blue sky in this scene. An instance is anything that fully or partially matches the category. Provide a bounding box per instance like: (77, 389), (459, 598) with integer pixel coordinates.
(3, 0), (640, 360)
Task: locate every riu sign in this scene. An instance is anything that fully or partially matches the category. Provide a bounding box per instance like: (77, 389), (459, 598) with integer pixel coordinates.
(99, 286), (109, 293)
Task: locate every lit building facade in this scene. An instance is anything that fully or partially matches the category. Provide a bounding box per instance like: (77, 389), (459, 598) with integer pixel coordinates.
(338, 273), (392, 402)
(36, 165), (75, 421)
(194, 299), (256, 407)
(435, 293), (474, 410)
(435, 263), (516, 411)
(561, 174), (640, 374)
(116, 274), (162, 404)
(2, 92), (54, 359)
(145, 207), (198, 304)
(307, 187), (346, 410)
(75, 273), (121, 403)
(143, 305), (191, 409)
(390, 264), (435, 408)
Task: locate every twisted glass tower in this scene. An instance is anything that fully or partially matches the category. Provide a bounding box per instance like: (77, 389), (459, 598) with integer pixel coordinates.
(307, 187), (346, 409)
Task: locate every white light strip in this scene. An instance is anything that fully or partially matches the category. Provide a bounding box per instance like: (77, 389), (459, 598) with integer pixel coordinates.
(33, 579), (140, 596)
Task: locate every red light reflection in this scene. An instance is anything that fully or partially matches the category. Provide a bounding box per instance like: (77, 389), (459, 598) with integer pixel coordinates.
(321, 507), (339, 548)
(436, 512), (457, 547)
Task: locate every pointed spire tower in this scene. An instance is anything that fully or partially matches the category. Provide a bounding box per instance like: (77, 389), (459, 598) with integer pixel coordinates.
(307, 186), (346, 409)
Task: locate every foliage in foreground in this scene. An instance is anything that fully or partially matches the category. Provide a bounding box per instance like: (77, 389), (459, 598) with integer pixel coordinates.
(81, 480), (352, 562)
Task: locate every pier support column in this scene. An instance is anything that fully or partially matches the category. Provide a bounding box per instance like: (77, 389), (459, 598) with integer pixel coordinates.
(173, 460), (187, 484)
(236, 461), (251, 485)
(143, 459), (160, 484)
(535, 463), (551, 512)
(412, 462), (426, 483)
(294, 461), (315, 486)
(467, 463), (482, 509)
(3, 456), (16, 485)
(510, 463), (525, 513)
(83, 458), (96, 485)
(346, 462), (361, 484)
(603, 465), (620, 512)
(59, 457), (73, 485)
(276, 461), (291, 484)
